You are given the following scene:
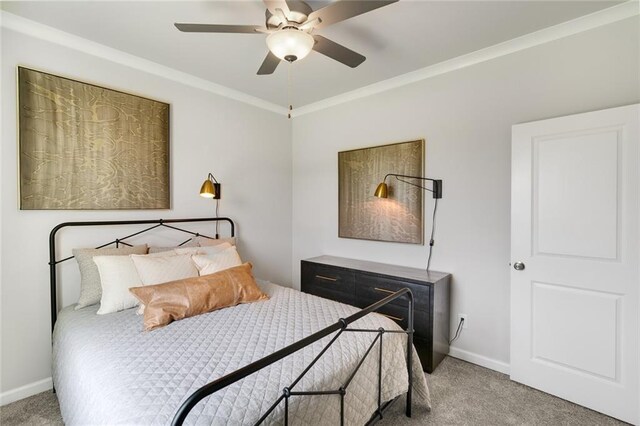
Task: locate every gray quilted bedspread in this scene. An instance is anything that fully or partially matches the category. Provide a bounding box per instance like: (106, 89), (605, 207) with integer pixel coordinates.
(53, 281), (431, 425)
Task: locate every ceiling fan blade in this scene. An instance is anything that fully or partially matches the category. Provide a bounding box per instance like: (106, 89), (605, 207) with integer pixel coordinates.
(312, 35), (365, 68)
(298, 17), (321, 30)
(257, 51), (281, 75)
(174, 23), (263, 33)
(308, 0), (398, 29)
(263, 0), (291, 17)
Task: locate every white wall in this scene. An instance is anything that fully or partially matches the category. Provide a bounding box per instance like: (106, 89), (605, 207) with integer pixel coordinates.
(1, 11), (638, 406)
(291, 18), (640, 370)
(0, 28), (292, 399)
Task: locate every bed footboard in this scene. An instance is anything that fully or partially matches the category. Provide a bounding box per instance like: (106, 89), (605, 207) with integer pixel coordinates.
(172, 288), (415, 426)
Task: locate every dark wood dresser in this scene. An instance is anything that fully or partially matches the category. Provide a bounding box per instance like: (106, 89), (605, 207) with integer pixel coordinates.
(301, 255), (451, 373)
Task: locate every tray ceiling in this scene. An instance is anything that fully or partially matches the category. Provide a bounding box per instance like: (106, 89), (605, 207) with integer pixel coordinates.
(1, 1), (623, 108)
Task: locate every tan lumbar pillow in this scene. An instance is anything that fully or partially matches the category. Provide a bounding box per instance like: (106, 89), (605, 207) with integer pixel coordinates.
(129, 263), (268, 331)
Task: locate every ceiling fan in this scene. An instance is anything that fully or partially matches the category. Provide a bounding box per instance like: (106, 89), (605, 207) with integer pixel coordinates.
(175, 0), (398, 75)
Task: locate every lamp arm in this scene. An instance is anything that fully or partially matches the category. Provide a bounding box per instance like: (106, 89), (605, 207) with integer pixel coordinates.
(208, 173), (219, 183)
(395, 176), (434, 193)
(383, 173), (442, 199)
(383, 173), (439, 184)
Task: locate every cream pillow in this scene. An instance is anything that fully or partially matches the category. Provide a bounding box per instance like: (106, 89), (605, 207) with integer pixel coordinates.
(192, 246), (242, 276)
(195, 236), (236, 247)
(94, 255), (143, 315)
(184, 242), (232, 257)
(144, 247), (206, 258)
(148, 239), (198, 254)
(131, 254), (199, 285)
(139, 247), (202, 258)
(173, 246), (208, 256)
(158, 244), (230, 258)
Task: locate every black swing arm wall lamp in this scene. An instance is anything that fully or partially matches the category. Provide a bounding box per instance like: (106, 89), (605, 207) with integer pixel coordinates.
(374, 174), (443, 199)
(373, 173), (443, 271)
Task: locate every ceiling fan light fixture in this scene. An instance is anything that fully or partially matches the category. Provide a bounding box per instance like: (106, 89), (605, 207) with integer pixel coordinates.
(266, 28), (314, 62)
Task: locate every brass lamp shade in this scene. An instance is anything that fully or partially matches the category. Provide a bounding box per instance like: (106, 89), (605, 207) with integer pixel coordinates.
(374, 182), (388, 198)
(199, 179), (220, 199)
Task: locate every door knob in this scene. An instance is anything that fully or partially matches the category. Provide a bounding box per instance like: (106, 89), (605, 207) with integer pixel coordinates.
(513, 262), (525, 271)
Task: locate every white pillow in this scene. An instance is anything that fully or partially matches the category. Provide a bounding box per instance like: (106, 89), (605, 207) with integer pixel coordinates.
(131, 253), (199, 285)
(94, 255), (143, 315)
(185, 242), (232, 257)
(192, 246), (242, 276)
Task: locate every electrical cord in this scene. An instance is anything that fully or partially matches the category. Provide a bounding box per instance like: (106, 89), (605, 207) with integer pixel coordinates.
(426, 198), (439, 271)
(449, 317), (464, 345)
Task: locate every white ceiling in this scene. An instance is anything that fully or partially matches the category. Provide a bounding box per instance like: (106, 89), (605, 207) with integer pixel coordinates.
(1, 1), (622, 107)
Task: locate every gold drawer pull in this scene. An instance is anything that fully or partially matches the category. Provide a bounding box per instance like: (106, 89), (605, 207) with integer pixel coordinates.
(374, 287), (396, 295)
(381, 313), (404, 322)
(315, 275), (338, 282)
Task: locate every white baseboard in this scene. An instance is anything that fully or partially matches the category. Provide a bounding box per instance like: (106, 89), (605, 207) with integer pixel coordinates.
(0, 377), (53, 406)
(448, 347), (511, 375)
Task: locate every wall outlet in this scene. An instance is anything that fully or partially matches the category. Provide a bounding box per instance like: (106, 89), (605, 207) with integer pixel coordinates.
(457, 314), (468, 329)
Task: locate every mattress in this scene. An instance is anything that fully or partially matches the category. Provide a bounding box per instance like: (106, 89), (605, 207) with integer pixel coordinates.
(53, 281), (431, 425)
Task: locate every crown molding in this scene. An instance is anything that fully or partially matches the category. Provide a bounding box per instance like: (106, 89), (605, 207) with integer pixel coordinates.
(0, 11), (288, 116)
(293, 1), (639, 117)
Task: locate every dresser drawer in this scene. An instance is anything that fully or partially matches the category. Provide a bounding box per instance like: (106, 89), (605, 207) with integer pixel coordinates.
(368, 303), (431, 337)
(304, 284), (357, 306)
(301, 262), (355, 299)
(355, 273), (431, 313)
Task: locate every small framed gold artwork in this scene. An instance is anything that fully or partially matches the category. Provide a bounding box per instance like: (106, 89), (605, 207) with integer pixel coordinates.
(338, 139), (424, 244)
(18, 67), (170, 210)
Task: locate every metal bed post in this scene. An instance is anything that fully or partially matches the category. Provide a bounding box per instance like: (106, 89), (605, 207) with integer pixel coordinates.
(406, 291), (414, 417)
(377, 328), (383, 418)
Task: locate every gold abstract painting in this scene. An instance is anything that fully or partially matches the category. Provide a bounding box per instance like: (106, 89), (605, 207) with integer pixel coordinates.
(18, 67), (170, 210)
(339, 140), (424, 244)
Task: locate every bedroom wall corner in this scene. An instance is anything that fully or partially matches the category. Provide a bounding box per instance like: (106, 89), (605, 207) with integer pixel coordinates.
(0, 28), (293, 401)
(290, 17), (640, 372)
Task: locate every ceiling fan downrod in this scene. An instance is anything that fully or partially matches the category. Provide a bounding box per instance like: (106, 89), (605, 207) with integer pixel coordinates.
(287, 61), (293, 119)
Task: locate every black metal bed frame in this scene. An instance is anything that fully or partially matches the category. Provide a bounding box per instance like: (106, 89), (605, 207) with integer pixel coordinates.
(48, 217), (414, 425)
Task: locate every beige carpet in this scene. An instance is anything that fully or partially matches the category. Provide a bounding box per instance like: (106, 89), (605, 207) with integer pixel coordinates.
(0, 357), (626, 425)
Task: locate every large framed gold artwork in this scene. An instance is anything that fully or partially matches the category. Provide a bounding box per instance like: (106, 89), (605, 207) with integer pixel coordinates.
(338, 139), (424, 244)
(18, 67), (170, 210)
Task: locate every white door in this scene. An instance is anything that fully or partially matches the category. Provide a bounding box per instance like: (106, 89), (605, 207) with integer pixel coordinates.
(511, 104), (639, 424)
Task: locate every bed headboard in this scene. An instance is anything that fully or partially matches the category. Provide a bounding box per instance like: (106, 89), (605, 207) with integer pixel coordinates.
(48, 217), (235, 332)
